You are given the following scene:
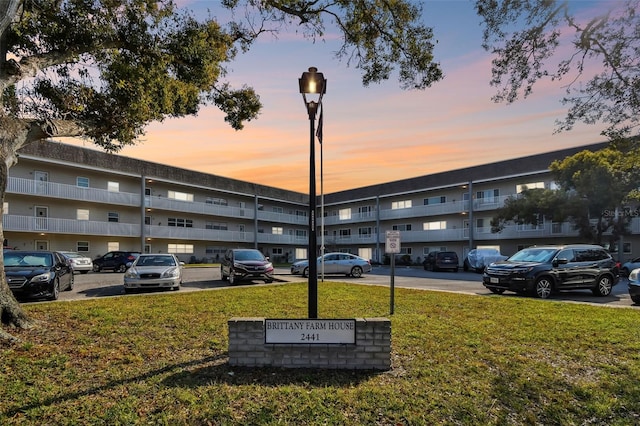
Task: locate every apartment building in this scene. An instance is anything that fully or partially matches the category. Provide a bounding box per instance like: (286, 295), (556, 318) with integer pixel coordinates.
(5, 139), (634, 265)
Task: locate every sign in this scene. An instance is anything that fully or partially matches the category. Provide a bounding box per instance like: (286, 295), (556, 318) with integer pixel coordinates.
(265, 319), (356, 344)
(385, 230), (401, 254)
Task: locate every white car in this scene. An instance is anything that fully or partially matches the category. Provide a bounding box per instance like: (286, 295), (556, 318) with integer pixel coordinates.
(60, 251), (93, 274)
(291, 253), (372, 278)
(123, 254), (184, 293)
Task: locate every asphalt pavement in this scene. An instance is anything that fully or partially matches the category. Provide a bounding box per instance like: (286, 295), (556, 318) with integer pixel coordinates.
(43, 265), (638, 308)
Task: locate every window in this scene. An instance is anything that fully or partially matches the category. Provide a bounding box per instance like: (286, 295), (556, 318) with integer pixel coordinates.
(424, 196), (446, 205)
(272, 227), (283, 235)
(168, 218), (193, 227)
(295, 229), (307, 238)
(107, 242), (119, 251)
(107, 181), (119, 192)
(272, 247), (284, 255)
(77, 209), (89, 221)
(423, 221), (446, 230)
(358, 206), (373, 217)
(168, 244), (194, 254)
(108, 212), (119, 223)
(392, 200), (412, 209)
(392, 224), (412, 231)
(272, 206), (284, 214)
(476, 189), (499, 204)
(206, 197), (228, 206)
(206, 222), (227, 230)
(77, 241), (89, 252)
(168, 190), (194, 202)
(3, 201), (7, 213)
(296, 210), (307, 217)
(77, 177), (89, 188)
(358, 227), (372, 238)
(339, 208), (352, 220)
(516, 182), (545, 193)
(339, 229), (351, 239)
(145, 216), (151, 225)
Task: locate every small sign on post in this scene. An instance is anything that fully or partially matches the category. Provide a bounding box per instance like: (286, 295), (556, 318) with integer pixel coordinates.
(385, 230), (401, 315)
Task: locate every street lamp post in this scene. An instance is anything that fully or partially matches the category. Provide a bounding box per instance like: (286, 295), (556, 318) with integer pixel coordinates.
(299, 67), (326, 319)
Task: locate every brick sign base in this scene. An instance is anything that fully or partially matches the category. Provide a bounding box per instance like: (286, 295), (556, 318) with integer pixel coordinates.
(228, 317), (391, 370)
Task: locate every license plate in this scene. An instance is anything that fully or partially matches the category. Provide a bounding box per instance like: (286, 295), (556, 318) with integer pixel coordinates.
(490, 277), (500, 284)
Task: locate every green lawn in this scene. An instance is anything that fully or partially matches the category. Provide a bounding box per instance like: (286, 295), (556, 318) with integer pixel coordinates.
(2, 282), (640, 425)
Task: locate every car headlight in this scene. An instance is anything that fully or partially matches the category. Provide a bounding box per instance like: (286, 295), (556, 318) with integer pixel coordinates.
(124, 268), (139, 279)
(629, 269), (640, 282)
(31, 272), (55, 283)
(161, 267), (180, 278)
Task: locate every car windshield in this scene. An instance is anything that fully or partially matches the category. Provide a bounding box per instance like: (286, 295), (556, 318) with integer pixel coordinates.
(508, 248), (557, 263)
(235, 250), (265, 261)
(136, 256), (176, 266)
(4, 252), (53, 267)
(63, 252), (81, 258)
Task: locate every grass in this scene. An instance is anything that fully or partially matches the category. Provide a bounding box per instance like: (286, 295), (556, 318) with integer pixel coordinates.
(2, 281), (640, 425)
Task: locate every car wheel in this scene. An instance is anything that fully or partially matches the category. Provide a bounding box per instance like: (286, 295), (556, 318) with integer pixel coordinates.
(229, 270), (236, 285)
(93, 264), (101, 272)
(533, 277), (553, 299)
(49, 280), (60, 301)
(351, 266), (363, 278)
(593, 275), (613, 296)
(302, 267), (309, 278)
(621, 267), (630, 277)
(264, 279), (273, 284)
(172, 285), (180, 291)
(67, 274), (74, 291)
(116, 264), (127, 273)
(631, 295), (640, 305)
(463, 261), (469, 272)
(221, 266), (228, 281)
(489, 288), (505, 294)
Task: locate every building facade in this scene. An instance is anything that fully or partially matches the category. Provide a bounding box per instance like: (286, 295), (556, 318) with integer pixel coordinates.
(4, 140), (635, 265)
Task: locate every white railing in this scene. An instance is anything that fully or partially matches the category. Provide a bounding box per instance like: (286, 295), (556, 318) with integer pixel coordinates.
(3, 215), (139, 236)
(7, 177), (140, 206)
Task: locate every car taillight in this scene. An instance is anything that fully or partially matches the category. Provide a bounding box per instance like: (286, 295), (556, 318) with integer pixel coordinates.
(127, 255), (136, 260)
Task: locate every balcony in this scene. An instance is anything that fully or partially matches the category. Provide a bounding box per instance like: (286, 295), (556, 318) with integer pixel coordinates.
(7, 177), (140, 206)
(3, 214), (139, 237)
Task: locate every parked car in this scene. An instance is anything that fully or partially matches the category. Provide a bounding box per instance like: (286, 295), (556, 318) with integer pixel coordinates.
(92, 251), (141, 272)
(422, 251), (459, 272)
(123, 254), (183, 293)
(620, 257), (640, 277)
(464, 248), (508, 272)
(60, 251), (93, 274)
(4, 250), (74, 300)
(291, 252), (372, 278)
(483, 244), (619, 299)
(221, 249), (274, 284)
(627, 268), (640, 305)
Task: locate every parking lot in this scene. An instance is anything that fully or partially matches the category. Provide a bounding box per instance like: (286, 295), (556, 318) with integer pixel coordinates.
(46, 265), (637, 308)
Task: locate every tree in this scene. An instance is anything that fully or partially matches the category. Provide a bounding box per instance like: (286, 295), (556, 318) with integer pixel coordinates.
(477, 0), (640, 140)
(491, 147), (640, 245)
(0, 0), (443, 342)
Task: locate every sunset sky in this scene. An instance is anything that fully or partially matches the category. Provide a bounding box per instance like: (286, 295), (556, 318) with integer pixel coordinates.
(65, 0), (612, 193)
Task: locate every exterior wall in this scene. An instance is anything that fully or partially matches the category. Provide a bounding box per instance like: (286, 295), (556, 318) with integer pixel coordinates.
(228, 317), (391, 370)
(5, 140), (638, 265)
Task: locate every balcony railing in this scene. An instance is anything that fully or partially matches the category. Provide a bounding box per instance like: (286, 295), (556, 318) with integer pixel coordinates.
(3, 215), (139, 237)
(7, 177), (140, 206)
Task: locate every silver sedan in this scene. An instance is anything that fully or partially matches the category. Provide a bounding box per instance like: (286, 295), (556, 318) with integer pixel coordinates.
(123, 254), (183, 293)
(291, 253), (372, 278)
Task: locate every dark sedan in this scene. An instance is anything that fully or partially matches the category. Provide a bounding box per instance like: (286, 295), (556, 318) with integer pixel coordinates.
(4, 250), (74, 300)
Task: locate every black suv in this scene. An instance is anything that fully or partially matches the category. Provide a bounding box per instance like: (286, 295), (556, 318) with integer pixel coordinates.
(92, 251), (141, 272)
(423, 251), (459, 272)
(483, 244), (619, 299)
(221, 249), (274, 285)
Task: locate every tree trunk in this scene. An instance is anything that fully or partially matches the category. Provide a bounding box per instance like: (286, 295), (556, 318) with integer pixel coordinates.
(0, 120), (38, 343)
